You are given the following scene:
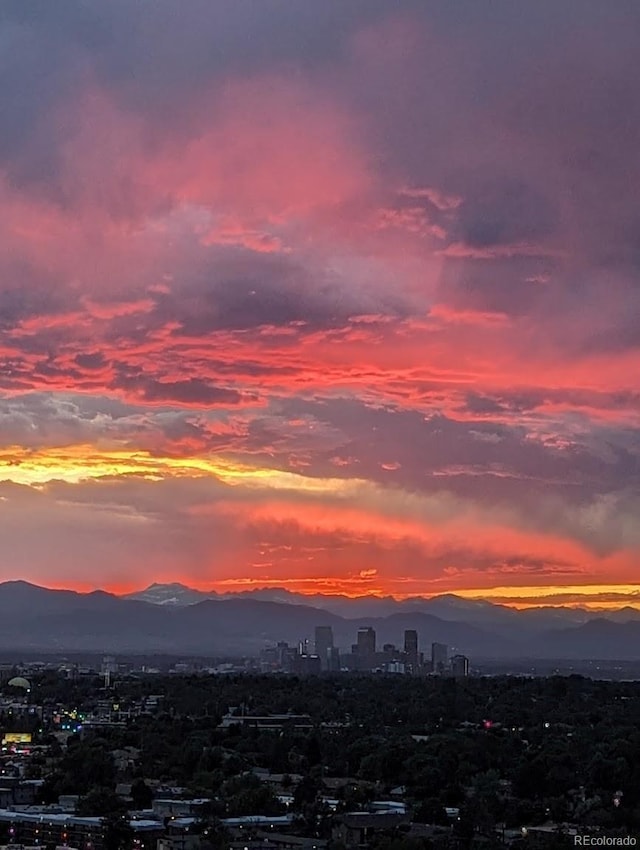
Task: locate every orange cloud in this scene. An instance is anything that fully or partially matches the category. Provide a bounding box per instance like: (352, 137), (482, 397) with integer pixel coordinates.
(1, 4), (640, 604)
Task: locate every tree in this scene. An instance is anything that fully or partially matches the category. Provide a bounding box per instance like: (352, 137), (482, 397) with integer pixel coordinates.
(103, 814), (134, 850)
(130, 778), (153, 810)
(76, 788), (128, 817)
(226, 786), (283, 817)
(59, 738), (116, 794)
(305, 735), (322, 768)
(293, 775), (320, 809)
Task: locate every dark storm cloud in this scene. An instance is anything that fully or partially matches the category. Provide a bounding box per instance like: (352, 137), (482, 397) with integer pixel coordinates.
(0, 391), (237, 451)
(0, 281), (64, 327)
(274, 396), (640, 505)
(0, 0), (394, 199)
(453, 178), (557, 250)
(0, 12), (85, 193)
(74, 352), (106, 370)
(112, 373), (247, 407)
(463, 388), (640, 418)
(152, 247), (408, 335)
(2, 0), (639, 224)
(140, 379), (246, 407)
(160, 265), (335, 334)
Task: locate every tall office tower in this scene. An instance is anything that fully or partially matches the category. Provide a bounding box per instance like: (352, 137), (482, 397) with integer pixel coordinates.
(314, 625), (334, 671)
(101, 655), (117, 688)
(431, 642), (448, 675)
(276, 641), (290, 669)
(451, 654), (470, 678)
(404, 630), (419, 672)
(357, 626), (376, 656)
(356, 627), (376, 670)
(298, 638), (311, 656)
(327, 647), (341, 672)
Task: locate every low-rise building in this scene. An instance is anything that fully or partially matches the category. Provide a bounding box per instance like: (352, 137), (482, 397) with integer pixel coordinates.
(218, 714), (312, 731)
(254, 832), (327, 849)
(0, 809), (163, 850)
(221, 814), (295, 836)
(151, 800), (211, 819)
(332, 812), (408, 848)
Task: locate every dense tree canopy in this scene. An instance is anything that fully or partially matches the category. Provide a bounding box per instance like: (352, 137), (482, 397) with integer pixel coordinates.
(18, 671), (640, 846)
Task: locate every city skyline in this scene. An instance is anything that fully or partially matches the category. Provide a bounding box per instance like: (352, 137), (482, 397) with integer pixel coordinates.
(1, 2), (640, 610)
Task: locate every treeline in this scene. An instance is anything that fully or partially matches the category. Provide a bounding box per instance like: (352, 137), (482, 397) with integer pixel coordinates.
(22, 673), (640, 838)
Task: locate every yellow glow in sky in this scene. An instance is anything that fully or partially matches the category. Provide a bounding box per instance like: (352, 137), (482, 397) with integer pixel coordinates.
(0, 445), (364, 495)
(3, 447), (638, 610)
(453, 584), (640, 609)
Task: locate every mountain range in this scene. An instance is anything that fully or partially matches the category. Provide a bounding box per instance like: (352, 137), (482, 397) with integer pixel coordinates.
(124, 582), (640, 630)
(0, 580), (640, 660)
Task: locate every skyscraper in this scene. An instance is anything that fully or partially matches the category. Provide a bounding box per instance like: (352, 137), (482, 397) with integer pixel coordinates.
(327, 647), (341, 672)
(404, 630), (418, 672)
(451, 654), (470, 678)
(314, 625), (334, 671)
(101, 655), (117, 688)
(355, 627), (376, 669)
(298, 638), (311, 656)
(357, 627), (376, 656)
(431, 642), (448, 675)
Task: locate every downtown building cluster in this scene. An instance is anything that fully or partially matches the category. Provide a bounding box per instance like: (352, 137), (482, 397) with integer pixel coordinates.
(259, 626), (470, 676)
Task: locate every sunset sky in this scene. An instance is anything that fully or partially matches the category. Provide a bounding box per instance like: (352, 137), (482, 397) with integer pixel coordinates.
(1, 1), (640, 608)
